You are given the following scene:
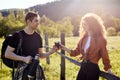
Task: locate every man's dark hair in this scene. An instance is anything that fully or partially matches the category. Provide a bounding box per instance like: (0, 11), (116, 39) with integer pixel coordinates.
(25, 12), (38, 23)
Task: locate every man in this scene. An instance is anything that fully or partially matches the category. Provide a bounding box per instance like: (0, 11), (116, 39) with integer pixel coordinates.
(5, 11), (57, 80)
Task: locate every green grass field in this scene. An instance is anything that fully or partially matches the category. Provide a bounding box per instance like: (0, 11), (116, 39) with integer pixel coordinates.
(0, 36), (120, 80)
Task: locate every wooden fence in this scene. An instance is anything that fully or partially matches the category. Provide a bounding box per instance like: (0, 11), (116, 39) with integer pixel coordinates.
(44, 32), (120, 80)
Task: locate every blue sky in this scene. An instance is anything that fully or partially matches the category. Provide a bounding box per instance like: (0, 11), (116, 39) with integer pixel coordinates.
(0, 0), (57, 10)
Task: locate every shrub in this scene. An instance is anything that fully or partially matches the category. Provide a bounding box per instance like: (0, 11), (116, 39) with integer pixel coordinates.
(107, 27), (116, 36)
(117, 31), (120, 36)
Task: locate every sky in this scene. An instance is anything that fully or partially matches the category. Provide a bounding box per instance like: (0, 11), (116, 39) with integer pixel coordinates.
(0, 0), (56, 10)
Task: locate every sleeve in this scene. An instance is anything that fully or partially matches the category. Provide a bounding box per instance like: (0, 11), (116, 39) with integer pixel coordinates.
(8, 32), (20, 49)
(70, 40), (82, 57)
(38, 34), (43, 48)
(99, 38), (112, 71)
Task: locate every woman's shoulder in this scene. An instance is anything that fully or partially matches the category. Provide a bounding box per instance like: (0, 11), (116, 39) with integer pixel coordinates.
(98, 36), (107, 45)
(99, 36), (106, 41)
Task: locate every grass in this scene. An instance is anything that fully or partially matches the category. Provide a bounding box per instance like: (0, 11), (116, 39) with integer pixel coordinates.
(0, 36), (120, 80)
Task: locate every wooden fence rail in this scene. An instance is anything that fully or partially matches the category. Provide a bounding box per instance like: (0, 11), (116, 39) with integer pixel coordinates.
(44, 32), (120, 80)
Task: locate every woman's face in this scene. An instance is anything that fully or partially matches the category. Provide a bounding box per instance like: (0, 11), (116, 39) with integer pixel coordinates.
(82, 20), (89, 32)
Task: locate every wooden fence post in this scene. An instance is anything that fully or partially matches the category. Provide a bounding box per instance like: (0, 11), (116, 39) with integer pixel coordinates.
(45, 33), (50, 64)
(60, 32), (65, 80)
(0, 59), (2, 69)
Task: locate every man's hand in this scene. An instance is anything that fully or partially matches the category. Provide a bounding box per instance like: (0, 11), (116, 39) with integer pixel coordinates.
(23, 56), (33, 64)
(50, 45), (59, 53)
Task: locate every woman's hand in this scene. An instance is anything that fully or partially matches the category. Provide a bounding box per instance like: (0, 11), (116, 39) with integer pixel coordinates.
(58, 44), (64, 50)
(59, 44), (71, 54)
(107, 69), (113, 75)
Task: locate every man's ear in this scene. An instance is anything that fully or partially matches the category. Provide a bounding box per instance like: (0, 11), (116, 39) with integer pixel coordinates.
(27, 19), (31, 24)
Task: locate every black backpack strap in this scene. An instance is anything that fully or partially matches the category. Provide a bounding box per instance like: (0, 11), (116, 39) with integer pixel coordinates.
(12, 31), (23, 80)
(17, 31), (23, 55)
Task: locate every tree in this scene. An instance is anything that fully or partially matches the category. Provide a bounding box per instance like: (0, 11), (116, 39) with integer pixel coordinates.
(39, 15), (59, 37)
(107, 27), (116, 36)
(71, 15), (81, 36)
(57, 17), (74, 36)
(0, 12), (3, 21)
(111, 16), (120, 32)
(16, 9), (25, 24)
(5, 10), (17, 29)
(0, 12), (9, 37)
(0, 20), (9, 37)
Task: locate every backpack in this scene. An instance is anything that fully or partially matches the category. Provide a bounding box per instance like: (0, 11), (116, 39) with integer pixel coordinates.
(1, 31), (22, 68)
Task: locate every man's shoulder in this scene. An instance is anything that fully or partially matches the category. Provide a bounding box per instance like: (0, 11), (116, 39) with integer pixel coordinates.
(34, 31), (42, 37)
(35, 31), (40, 35)
(13, 30), (23, 35)
(12, 30), (23, 38)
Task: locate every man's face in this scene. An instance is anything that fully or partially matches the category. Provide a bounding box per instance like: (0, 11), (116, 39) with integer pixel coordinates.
(29, 16), (40, 30)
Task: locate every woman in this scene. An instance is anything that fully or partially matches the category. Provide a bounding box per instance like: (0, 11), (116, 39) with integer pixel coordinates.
(60, 13), (112, 80)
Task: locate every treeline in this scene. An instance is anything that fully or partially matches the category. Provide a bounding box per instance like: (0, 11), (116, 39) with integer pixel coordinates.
(0, 9), (120, 38)
(0, 10), (25, 37)
(0, 10), (74, 38)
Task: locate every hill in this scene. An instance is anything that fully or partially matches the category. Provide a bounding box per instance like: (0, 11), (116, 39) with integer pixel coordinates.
(30, 0), (120, 20)
(0, 0), (120, 21)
